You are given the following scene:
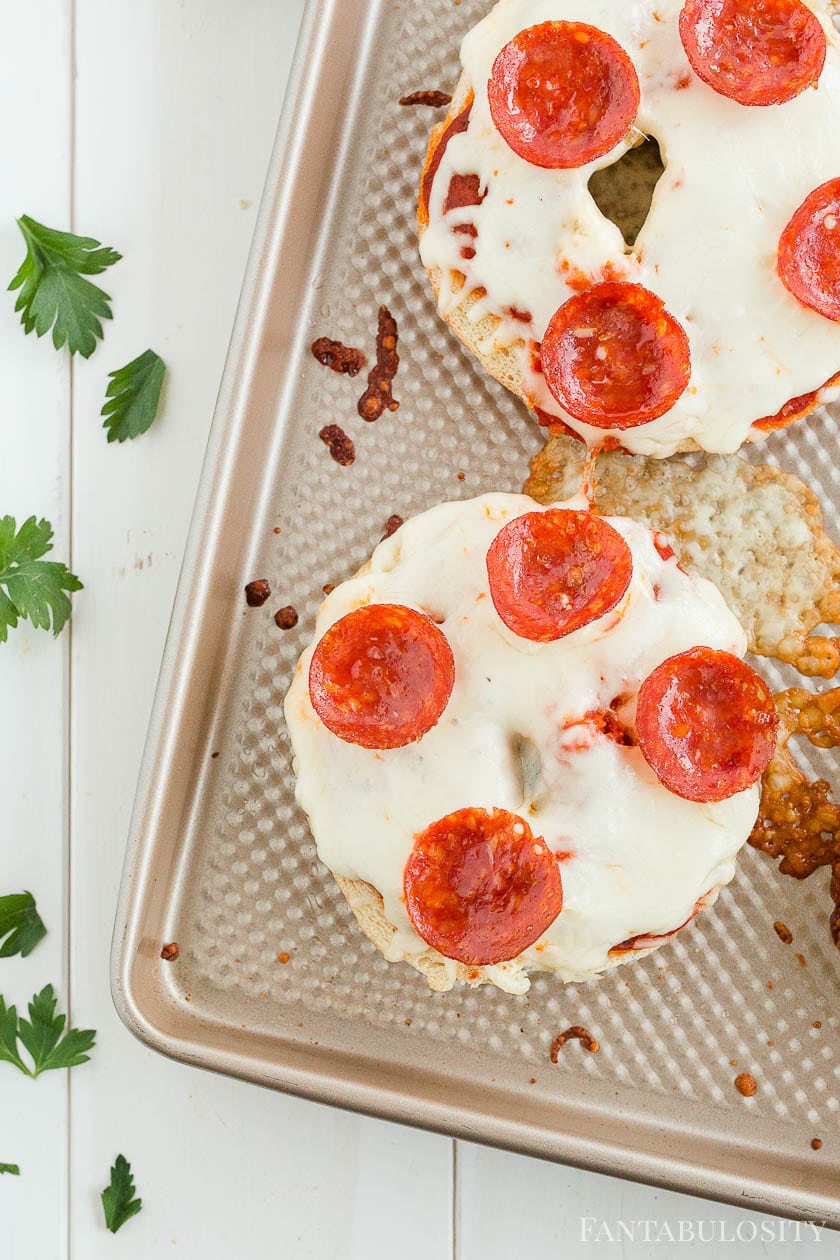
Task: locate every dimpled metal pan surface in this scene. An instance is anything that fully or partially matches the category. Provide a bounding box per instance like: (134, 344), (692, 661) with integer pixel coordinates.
(112, 0), (840, 1226)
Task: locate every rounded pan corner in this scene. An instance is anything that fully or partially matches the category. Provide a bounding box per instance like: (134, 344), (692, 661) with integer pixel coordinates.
(109, 929), (185, 1064)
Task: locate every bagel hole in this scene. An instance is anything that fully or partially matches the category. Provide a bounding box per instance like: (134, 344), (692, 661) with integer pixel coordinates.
(587, 137), (665, 249)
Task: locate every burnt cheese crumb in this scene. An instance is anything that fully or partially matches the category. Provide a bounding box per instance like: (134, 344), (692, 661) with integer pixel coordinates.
(274, 606), (299, 630)
(381, 514), (404, 540)
(319, 424), (356, 466)
(550, 1026), (599, 1060)
(358, 307), (399, 422)
(245, 579), (271, 607)
(735, 1072), (757, 1097)
(311, 337), (367, 377)
(399, 90), (452, 108)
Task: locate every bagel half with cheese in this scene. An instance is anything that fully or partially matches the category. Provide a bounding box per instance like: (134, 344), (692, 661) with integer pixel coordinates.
(285, 492), (778, 993)
(419, 0), (840, 457)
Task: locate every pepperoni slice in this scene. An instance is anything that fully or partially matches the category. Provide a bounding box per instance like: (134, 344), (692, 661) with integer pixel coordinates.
(540, 283), (691, 429)
(679, 0), (826, 108)
(486, 509), (632, 643)
(308, 604), (455, 750)
(404, 807), (564, 965)
(653, 534), (677, 564)
(636, 647), (778, 803)
(778, 180), (840, 323)
(487, 22), (640, 170)
(420, 102), (473, 224)
(443, 173), (484, 215)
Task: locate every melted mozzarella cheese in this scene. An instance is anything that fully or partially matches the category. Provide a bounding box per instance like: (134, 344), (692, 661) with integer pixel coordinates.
(285, 494), (760, 993)
(419, 0), (840, 456)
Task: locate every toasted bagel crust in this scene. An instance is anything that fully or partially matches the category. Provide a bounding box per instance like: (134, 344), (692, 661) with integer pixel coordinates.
(335, 874), (665, 991)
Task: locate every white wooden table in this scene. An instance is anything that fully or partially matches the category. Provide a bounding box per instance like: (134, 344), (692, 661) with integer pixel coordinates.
(0, 3), (836, 1255)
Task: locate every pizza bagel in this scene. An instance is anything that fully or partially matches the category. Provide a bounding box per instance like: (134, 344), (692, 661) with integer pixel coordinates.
(419, 0), (840, 457)
(284, 494), (777, 993)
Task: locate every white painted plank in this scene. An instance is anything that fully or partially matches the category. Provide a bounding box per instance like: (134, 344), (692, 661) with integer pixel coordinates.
(0, 2), (72, 1257)
(456, 1143), (838, 1258)
(68, 1), (454, 1254)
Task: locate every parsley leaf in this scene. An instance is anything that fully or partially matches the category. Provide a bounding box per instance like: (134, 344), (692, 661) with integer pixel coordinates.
(9, 215), (121, 358)
(0, 516), (83, 643)
(0, 1163), (20, 1176)
(0, 997), (29, 1075)
(0, 892), (46, 958)
(102, 349), (166, 443)
(101, 1155), (142, 1234)
(0, 986), (95, 1077)
(17, 986), (96, 1076)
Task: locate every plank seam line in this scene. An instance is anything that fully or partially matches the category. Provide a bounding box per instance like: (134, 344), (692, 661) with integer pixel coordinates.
(66, 0), (77, 1255)
(452, 1140), (458, 1260)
